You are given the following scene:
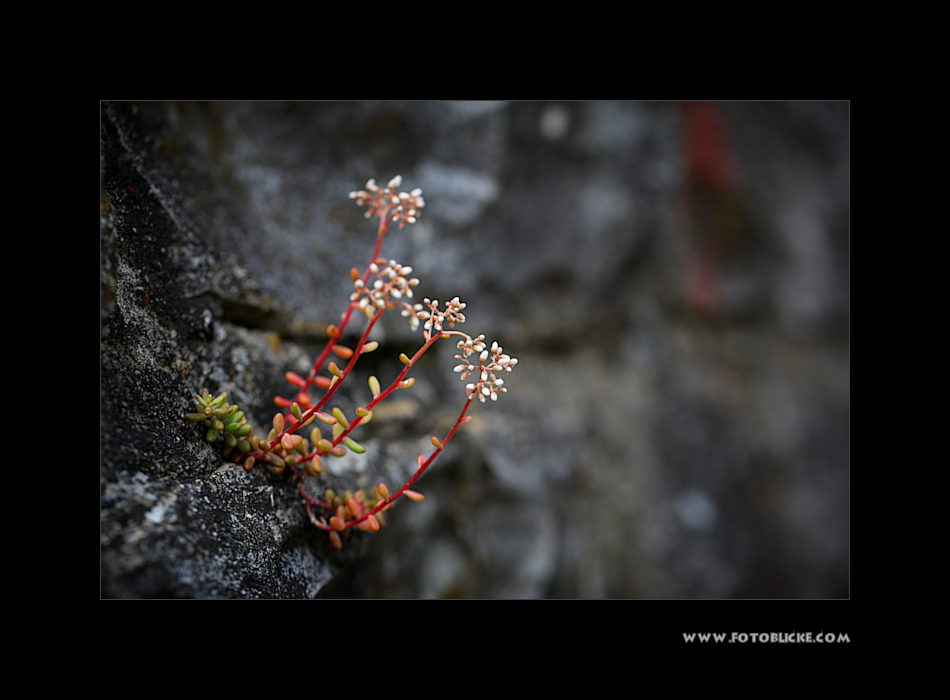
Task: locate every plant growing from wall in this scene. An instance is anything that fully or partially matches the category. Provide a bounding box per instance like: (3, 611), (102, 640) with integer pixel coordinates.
(186, 176), (517, 550)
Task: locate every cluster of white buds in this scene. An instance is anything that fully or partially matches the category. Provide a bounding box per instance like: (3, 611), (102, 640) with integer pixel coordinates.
(348, 175), (424, 228)
(352, 259), (420, 318)
(413, 296), (467, 339)
(455, 337), (518, 402)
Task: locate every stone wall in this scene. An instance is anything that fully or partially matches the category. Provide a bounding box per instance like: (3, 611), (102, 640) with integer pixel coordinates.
(100, 101), (849, 598)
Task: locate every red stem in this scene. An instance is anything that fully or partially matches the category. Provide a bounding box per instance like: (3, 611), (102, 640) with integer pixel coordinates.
(320, 330), (439, 442)
(299, 215), (389, 396)
(340, 396), (473, 530)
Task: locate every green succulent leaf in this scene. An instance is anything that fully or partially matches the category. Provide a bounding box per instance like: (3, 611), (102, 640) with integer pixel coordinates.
(223, 410), (244, 425)
(343, 437), (366, 454)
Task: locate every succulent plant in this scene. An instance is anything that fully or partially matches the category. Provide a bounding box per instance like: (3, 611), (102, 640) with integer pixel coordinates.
(187, 176), (517, 550)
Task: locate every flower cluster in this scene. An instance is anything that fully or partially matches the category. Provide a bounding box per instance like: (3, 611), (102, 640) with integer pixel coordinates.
(455, 338), (518, 402)
(415, 296), (467, 339)
(351, 258), (420, 320)
(348, 175), (425, 228)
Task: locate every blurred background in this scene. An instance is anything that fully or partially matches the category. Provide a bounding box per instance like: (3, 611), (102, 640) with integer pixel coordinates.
(101, 101), (849, 598)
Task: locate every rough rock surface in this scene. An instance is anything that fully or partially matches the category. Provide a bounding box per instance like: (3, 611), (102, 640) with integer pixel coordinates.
(100, 101), (849, 598)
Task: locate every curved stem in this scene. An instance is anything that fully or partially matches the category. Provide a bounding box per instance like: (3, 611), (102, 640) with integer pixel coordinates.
(342, 396), (473, 530)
